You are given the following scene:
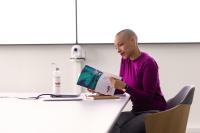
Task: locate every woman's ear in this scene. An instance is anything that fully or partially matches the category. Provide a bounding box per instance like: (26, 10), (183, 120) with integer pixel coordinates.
(130, 36), (136, 43)
(131, 36), (138, 47)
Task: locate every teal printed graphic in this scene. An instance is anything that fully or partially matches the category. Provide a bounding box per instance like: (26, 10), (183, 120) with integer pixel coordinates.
(77, 65), (103, 90)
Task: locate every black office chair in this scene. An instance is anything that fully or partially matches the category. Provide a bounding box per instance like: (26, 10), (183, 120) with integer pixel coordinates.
(144, 85), (195, 133)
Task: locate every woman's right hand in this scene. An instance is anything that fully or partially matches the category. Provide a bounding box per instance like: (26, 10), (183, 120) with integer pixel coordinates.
(110, 77), (126, 90)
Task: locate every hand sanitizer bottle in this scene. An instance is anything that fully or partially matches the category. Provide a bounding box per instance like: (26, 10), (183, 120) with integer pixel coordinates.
(52, 66), (61, 95)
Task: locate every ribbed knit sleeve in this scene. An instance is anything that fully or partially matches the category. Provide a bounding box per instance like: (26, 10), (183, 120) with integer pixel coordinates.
(125, 59), (159, 106)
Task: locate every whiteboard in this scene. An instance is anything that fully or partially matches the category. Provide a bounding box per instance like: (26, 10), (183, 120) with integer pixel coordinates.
(0, 0), (75, 44)
(78, 0), (200, 43)
(0, 0), (200, 44)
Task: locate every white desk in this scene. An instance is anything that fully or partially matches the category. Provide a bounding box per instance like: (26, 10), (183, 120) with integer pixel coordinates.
(0, 93), (130, 133)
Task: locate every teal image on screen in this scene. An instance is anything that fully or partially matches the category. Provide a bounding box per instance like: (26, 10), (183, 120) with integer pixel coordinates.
(77, 65), (103, 90)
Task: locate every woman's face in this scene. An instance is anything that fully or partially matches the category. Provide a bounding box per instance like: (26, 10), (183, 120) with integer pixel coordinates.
(114, 35), (134, 59)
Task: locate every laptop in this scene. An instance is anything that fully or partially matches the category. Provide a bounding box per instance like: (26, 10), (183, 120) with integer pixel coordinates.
(41, 87), (83, 101)
(40, 92), (83, 101)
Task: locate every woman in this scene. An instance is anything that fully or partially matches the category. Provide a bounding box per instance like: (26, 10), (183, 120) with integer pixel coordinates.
(109, 29), (166, 133)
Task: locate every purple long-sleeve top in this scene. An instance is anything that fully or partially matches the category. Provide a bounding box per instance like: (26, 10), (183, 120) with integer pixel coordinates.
(115, 52), (166, 112)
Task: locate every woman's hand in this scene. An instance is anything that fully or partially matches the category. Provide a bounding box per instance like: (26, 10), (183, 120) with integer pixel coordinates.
(110, 77), (126, 90)
(87, 88), (95, 93)
(87, 88), (104, 95)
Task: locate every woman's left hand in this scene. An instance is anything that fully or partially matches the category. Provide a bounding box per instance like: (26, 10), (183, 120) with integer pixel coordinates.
(110, 77), (126, 90)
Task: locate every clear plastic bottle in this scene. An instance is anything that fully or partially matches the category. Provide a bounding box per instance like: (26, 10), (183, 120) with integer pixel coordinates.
(52, 67), (61, 95)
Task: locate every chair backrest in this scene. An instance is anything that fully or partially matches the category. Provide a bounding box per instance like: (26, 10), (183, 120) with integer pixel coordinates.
(166, 85), (195, 109)
(144, 85), (195, 133)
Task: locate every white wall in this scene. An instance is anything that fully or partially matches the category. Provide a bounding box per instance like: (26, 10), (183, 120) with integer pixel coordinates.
(0, 44), (199, 132)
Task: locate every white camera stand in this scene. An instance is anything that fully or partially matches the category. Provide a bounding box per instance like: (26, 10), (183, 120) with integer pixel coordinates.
(70, 45), (86, 93)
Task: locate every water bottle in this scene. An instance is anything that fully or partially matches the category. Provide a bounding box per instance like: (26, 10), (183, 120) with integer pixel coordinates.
(52, 66), (61, 95)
